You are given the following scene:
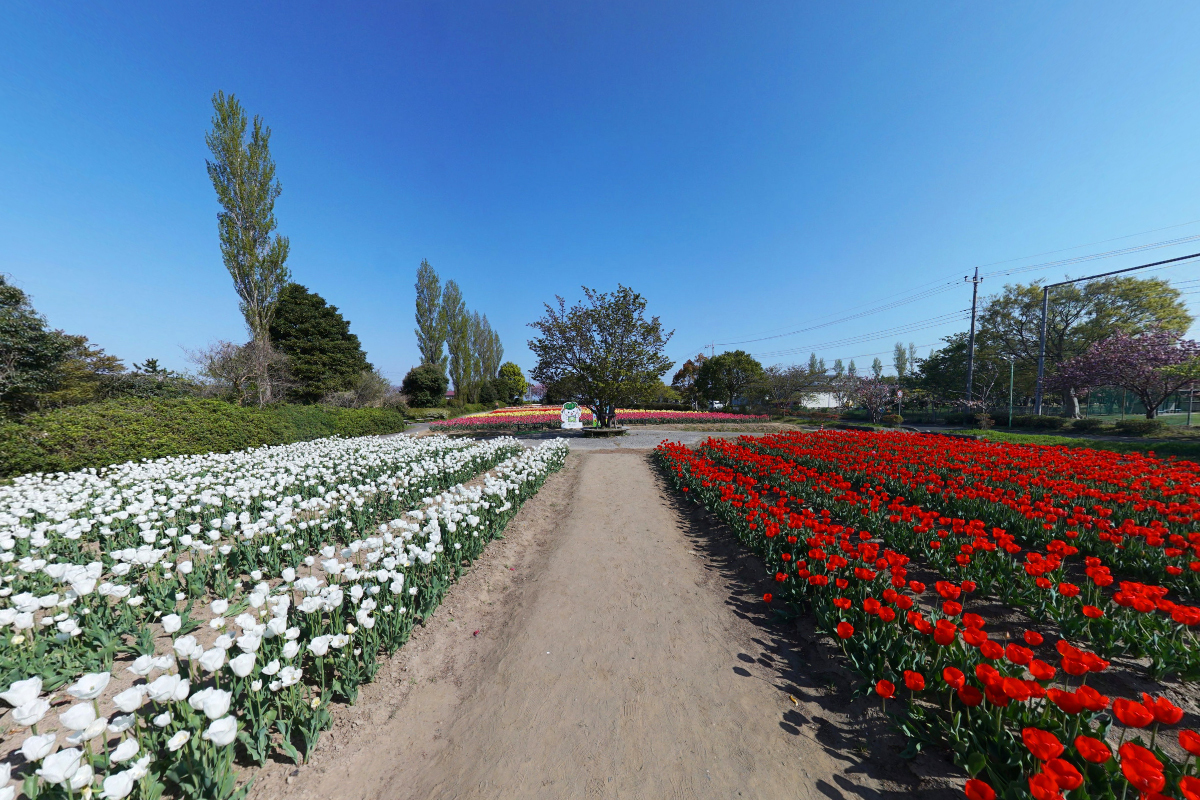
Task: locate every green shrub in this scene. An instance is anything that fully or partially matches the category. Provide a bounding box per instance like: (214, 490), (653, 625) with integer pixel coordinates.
(1071, 418), (1105, 432)
(0, 398), (406, 476)
(1011, 415), (1068, 430)
(880, 414), (903, 427)
(1114, 418), (1166, 437)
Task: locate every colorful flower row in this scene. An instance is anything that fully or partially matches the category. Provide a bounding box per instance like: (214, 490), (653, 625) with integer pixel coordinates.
(431, 408), (768, 431)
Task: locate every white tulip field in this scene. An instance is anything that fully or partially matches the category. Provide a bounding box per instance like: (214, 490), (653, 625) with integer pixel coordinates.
(0, 434), (568, 799)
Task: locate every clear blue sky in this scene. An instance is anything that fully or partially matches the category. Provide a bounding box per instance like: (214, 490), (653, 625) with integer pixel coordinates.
(4, 1), (1200, 383)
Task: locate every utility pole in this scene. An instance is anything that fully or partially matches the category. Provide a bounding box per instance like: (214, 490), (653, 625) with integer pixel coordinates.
(964, 267), (983, 401)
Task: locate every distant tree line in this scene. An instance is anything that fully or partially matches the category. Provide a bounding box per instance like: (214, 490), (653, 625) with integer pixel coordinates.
(670, 275), (1197, 421)
(404, 260), (526, 409)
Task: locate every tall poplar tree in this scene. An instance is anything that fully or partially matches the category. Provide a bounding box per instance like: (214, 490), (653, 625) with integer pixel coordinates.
(414, 260), (446, 374)
(205, 91), (291, 405)
(440, 280), (471, 405)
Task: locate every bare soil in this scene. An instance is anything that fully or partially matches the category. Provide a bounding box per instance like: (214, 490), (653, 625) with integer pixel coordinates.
(250, 451), (959, 800)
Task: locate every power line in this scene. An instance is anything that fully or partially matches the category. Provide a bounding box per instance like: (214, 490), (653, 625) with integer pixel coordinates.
(983, 233), (1200, 279)
(752, 311), (970, 359)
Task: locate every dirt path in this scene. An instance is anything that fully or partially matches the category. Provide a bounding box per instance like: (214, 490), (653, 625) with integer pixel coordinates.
(252, 452), (949, 800)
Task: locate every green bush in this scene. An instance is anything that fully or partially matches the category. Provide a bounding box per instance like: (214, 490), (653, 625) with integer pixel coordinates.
(1071, 418), (1105, 432)
(0, 398), (406, 476)
(1011, 415), (1069, 430)
(880, 414), (903, 427)
(1114, 418), (1166, 437)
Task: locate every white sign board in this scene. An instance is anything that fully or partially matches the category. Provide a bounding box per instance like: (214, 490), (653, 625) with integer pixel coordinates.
(560, 402), (583, 429)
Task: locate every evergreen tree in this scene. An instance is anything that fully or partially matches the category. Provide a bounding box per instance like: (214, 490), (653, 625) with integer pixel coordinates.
(0, 276), (73, 415)
(268, 283), (371, 403)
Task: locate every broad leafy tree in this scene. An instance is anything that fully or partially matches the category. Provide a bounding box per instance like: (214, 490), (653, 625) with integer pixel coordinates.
(853, 376), (896, 423)
(0, 277), (73, 415)
(528, 285), (674, 428)
(268, 283), (371, 403)
(497, 361), (527, 403)
(205, 91), (291, 405)
(980, 276), (1191, 416)
(695, 350), (763, 408)
(1052, 329), (1200, 419)
(671, 353), (707, 407)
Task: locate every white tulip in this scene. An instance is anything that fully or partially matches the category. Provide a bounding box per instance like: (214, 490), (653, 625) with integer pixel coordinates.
(20, 732), (56, 761)
(127, 654), (155, 676)
(166, 730), (191, 751)
(127, 754), (153, 780)
(152, 710), (173, 727)
(229, 652), (255, 678)
(211, 598), (230, 615)
(202, 715), (238, 746)
(279, 665), (302, 687)
(12, 697), (50, 726)
(261, 659), (280, 675)
(110, 737), (139, 763)
(59, 702), (96, 732)
(307, 635), (331, 657)
(111, 686), (145, 713)
(108, 714), (136, 734)
(236, 633), (261, 653)
(66, 671), (110, 700)
(100, 770), (136, 799)
(68, 763), (94, 791)
(161, 613), (182, 634)
(282, 640), (300, 659)
(198, 647), (226, 673)
(0, 676), (42, 707)
(146, 673), (183, 703)
(36, 747), (82, 785)
(202, 689), (231, 720)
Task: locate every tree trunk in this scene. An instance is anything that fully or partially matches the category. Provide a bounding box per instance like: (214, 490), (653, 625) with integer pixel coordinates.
(1061, 389), (1080, 419)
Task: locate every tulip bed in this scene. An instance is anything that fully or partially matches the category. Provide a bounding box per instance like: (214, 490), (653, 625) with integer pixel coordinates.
(657, 430), (1200, 800)
(430, 406), (769, 432)
(0, 433), (568, 800)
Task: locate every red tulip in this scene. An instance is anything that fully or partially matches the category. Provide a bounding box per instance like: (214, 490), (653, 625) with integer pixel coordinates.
(1027, 772), (1062, 800)
(1120, 742), (1165, 794)
(1047, 688), (1084, 715)
(1180, 730), (1200, 757)
(903, 670), (925, 692)
(763, 593), (773, 603)
(875, 680), (895, 699)
(1081, 605), (1104, 618)
(1024, 630), (1044, 646)
(1022, 728), (1065, 761)
(1074, 734), (1111, 764)
(1142, 693), (1184, 725)
(958, 686), (984, 707)
(1043, 758), (1083, 791)
(1113, 698), (1155, 728)
(942, 667), (966, 691)
(836, 621), (854, 639)
(963, 778), (995, 800)
(1181, 776), (1200, 800)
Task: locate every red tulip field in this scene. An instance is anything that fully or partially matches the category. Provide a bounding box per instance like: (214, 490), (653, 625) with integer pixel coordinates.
(657, 430), (1200, 800)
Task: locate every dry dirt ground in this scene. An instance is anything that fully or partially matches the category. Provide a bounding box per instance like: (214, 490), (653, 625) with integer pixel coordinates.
(249, 450), (961, 800)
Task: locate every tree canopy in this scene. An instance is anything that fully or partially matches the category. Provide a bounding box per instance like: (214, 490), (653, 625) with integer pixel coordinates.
(0, 276), (73, 415)
(401, 363), (448, 408)
(1052, 329), (1200, 419)
(205, 91), (291, 405)
(528, 285), (674, 428)
(268, 283), (371, 403)
(497, 362), (527, 404)
(695, 350), (763, 408)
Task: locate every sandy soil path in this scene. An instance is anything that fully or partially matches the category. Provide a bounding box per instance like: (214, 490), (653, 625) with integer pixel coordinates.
(252, 451), (949, 800)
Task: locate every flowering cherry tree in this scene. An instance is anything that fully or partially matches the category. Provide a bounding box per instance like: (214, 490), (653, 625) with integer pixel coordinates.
(1052, 329), (1200, 418)
(852, 376), (896, 423)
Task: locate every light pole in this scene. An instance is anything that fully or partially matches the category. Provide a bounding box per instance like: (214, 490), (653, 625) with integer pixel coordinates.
(1008, 358), (1015, 428)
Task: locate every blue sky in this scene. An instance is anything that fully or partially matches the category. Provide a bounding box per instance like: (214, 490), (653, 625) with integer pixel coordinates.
(4, 1), (1200, 383)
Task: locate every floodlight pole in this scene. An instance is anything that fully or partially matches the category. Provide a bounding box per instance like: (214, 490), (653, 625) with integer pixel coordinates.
(1032, 251), (1200, 417)
(1008, 359), (1015, 428)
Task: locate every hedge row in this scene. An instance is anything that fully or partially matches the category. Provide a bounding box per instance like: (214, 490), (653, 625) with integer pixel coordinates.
(0, 398), (407, 476)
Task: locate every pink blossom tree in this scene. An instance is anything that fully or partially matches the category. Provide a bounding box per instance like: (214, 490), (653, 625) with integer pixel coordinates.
(1051, 329), (1200, 419)
(853, 376), (896, 423)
